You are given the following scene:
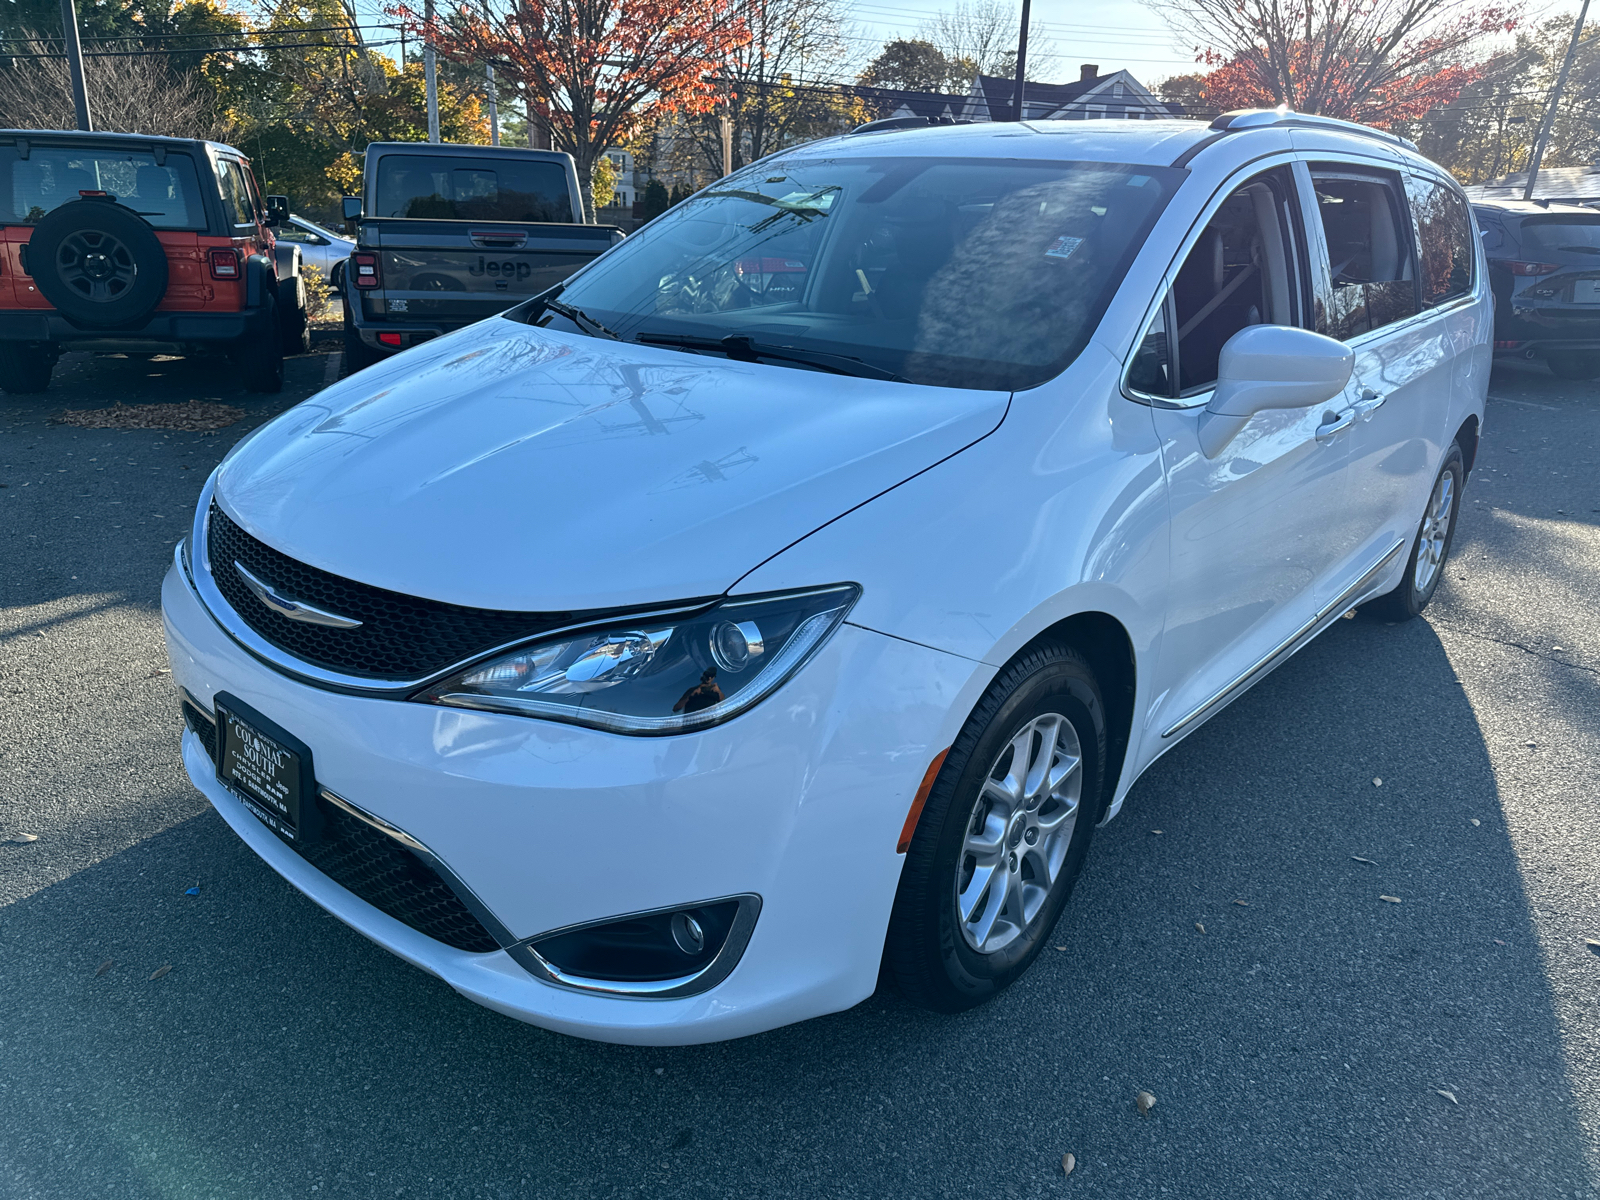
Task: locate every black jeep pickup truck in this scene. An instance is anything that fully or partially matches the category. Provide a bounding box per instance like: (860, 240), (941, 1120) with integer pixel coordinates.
(340, 142), (623, 370)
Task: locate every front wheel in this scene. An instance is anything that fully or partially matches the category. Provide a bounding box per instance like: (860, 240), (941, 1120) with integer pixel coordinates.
(1361, 443), (1464, 622)
(885, 643), (1106, 1013)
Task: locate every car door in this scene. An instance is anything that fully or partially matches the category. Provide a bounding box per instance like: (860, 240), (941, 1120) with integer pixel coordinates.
(1127, 161), (1360, 745)
(1297, 158), (1453, 586)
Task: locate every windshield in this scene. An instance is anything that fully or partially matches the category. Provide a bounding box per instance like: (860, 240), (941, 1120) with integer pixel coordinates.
(374, 154), (574, 222)
(540, 154), (1181, 390)
(0, 146), (205, 229)
(1522, 215), (1600, 253)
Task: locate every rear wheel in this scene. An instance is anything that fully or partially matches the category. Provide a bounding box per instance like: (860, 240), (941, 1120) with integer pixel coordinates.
(885, 643), (1106, 1013)
(341, 300), (384, 375)
(234, 292), (284, 393)
(1545, 351), (1600, 381)
(1361, 443), (1464, 622)
(0, 342), (57, 393)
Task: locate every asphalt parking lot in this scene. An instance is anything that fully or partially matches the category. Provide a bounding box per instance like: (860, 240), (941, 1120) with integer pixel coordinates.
(1, 343), (1597, 1200)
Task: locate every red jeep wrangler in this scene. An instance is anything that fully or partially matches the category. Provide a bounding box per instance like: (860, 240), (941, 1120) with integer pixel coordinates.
(0, 130), (308, 394)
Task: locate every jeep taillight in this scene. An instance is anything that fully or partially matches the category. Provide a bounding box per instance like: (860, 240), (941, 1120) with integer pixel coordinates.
(351, 252), (381, 288)
(209, 249), (239, 280)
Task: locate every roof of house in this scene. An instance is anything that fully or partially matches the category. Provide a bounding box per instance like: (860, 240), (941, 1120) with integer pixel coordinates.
(1465, 165), (1600, 203)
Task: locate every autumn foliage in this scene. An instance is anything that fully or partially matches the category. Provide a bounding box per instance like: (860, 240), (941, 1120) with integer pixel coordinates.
(1149, 0), (1519, 129)
(394, 0), (748, 215)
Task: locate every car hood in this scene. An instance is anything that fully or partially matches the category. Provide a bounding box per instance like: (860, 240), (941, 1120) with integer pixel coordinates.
(215, 318), (1010, 611)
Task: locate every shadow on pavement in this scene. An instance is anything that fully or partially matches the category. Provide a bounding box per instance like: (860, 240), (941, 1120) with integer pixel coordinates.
(1, 607), (1593, 1199)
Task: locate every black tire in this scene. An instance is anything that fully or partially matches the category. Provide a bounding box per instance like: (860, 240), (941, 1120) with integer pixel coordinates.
(341, 306), (384, 376)
(885, 643), (1107, 1013)
(0, 342), (57, 393)
(234, 291), (284, 393)
(1545, 351), (1600, 381)
(281, 276), (311, 356)
(29, 199), (169, 328)
(1361, 443), (1464, 622)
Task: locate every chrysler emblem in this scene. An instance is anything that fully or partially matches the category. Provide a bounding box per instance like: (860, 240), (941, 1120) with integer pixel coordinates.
(233, 561), (363, 629)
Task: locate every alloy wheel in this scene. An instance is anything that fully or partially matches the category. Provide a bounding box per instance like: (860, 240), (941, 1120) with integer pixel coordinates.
(954, 713), (1082, 955)
(1413, 468), (1455, 595)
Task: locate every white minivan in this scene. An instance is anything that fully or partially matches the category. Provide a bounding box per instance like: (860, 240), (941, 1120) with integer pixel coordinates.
(163, 110), (1487, 1044)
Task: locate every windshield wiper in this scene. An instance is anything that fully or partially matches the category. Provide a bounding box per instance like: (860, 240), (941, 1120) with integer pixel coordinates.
(634, 332), (907, 382)
(1555, 245), (1600, 255)
(538, 295), (624, 340)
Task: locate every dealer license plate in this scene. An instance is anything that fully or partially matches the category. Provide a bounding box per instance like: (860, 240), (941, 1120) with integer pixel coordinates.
(216, 703), (305, 840)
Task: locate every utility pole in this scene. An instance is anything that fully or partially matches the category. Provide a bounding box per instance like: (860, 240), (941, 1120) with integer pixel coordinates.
(1010, 0), (1031, 121)
(1525, 0), (1590, 201)
(486, 63), (499, 146)
(719, 111), (733, 177)
(424, 0), (440, 143)
(58, 0), (92, 131)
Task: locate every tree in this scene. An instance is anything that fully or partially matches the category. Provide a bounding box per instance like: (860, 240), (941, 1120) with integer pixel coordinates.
(398, 0), (748, 220)
(1146, 0), (1517, 126)
(0, 31), (226, 137)
(919, 0), (1057, 82)
(857, 38), (967, 93)
(639, 177), (669, 220)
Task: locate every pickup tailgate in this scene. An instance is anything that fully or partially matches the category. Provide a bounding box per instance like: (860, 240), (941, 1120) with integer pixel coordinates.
(369, 219), (619, 321)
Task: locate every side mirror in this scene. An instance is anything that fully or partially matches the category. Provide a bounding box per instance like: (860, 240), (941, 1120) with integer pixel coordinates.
(341, 196), (363, 224)
(264, 194), (290, 226)
(1198, 325), (1354, 457)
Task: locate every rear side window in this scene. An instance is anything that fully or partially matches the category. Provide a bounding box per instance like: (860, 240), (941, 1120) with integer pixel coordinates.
(217, 159), (255, 226)
(1308, 166), (1418, 340)
(1407, 174), (1474, 306)
(374, 155), (574, 222)
(0, 145), (204, 230)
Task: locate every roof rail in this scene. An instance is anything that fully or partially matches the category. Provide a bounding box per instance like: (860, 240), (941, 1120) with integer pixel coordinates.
(850, 115), (972, 135)
(1208, 108), (1418, 152)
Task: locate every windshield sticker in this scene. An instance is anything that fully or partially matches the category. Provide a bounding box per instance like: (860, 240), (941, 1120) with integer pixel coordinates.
(1045, 235), (1084, 261)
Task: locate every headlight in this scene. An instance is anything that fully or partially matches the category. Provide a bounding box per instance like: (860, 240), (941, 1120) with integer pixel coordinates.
(416, 585), (859, 734)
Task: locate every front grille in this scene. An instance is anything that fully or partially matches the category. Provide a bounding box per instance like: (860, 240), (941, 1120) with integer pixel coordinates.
(182, 700), (218, 759)
(205, 502), (577, 680)
(296, 797), (501, 953)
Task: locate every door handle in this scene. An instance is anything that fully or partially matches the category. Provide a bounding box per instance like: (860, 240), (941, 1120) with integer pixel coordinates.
(1315, 408), (1356, 444)
(1354, 388), (1387, 420)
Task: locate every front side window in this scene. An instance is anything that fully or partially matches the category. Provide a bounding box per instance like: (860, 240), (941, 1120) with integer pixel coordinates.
(276, 225), (327, 245)
(1407, 174), (1474, 307)
(1309, 166), (1418, 340)
(542, 155), (1182, 391)
(374, 155), (574, 222)
(1128, 167), (1302, 398)
(0, 145), (205, 230)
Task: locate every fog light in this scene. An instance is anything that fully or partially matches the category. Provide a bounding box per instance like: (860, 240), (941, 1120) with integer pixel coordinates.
(670, 911), (705, 954)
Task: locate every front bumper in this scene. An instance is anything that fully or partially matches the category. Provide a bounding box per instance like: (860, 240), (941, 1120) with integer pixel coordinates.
(0, 305), (273, 347)
(162, 551), (972, 1044)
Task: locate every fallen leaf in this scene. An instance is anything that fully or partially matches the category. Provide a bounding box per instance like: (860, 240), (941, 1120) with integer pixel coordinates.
(149, 964), (171, 981)
(7, 833), (39, 844)
(1494, 939), (1506, 946)
(1470, 819), (1481, 827)
(1061, 1152), (1076, 1177)
(1233, 899), (1249, 907)
(1585, 938), (1600, 953)
(1151, 829), (1163, 835)
(653, 1067), (664, 1076)
(1525, 741), (1537, 749)
(1351, 856), (1378, 865)
(1054, 945), (1069, 951)
(95, 960), (114, 976)
(1373, 777), (1383, 787)
(1434, 1089), (1458, 1105)
(1195, 923), (1205, 934)
(1380, 895), (1402, 904)
(1135, 1091), (1157, 1116)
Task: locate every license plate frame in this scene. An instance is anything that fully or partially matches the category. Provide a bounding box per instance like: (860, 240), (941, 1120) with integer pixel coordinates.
(1575, 279), (1600, 305)
(212, 693), (319, 843)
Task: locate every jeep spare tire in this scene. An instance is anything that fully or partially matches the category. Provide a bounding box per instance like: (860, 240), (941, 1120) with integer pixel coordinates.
(29, 199), (169, 328)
